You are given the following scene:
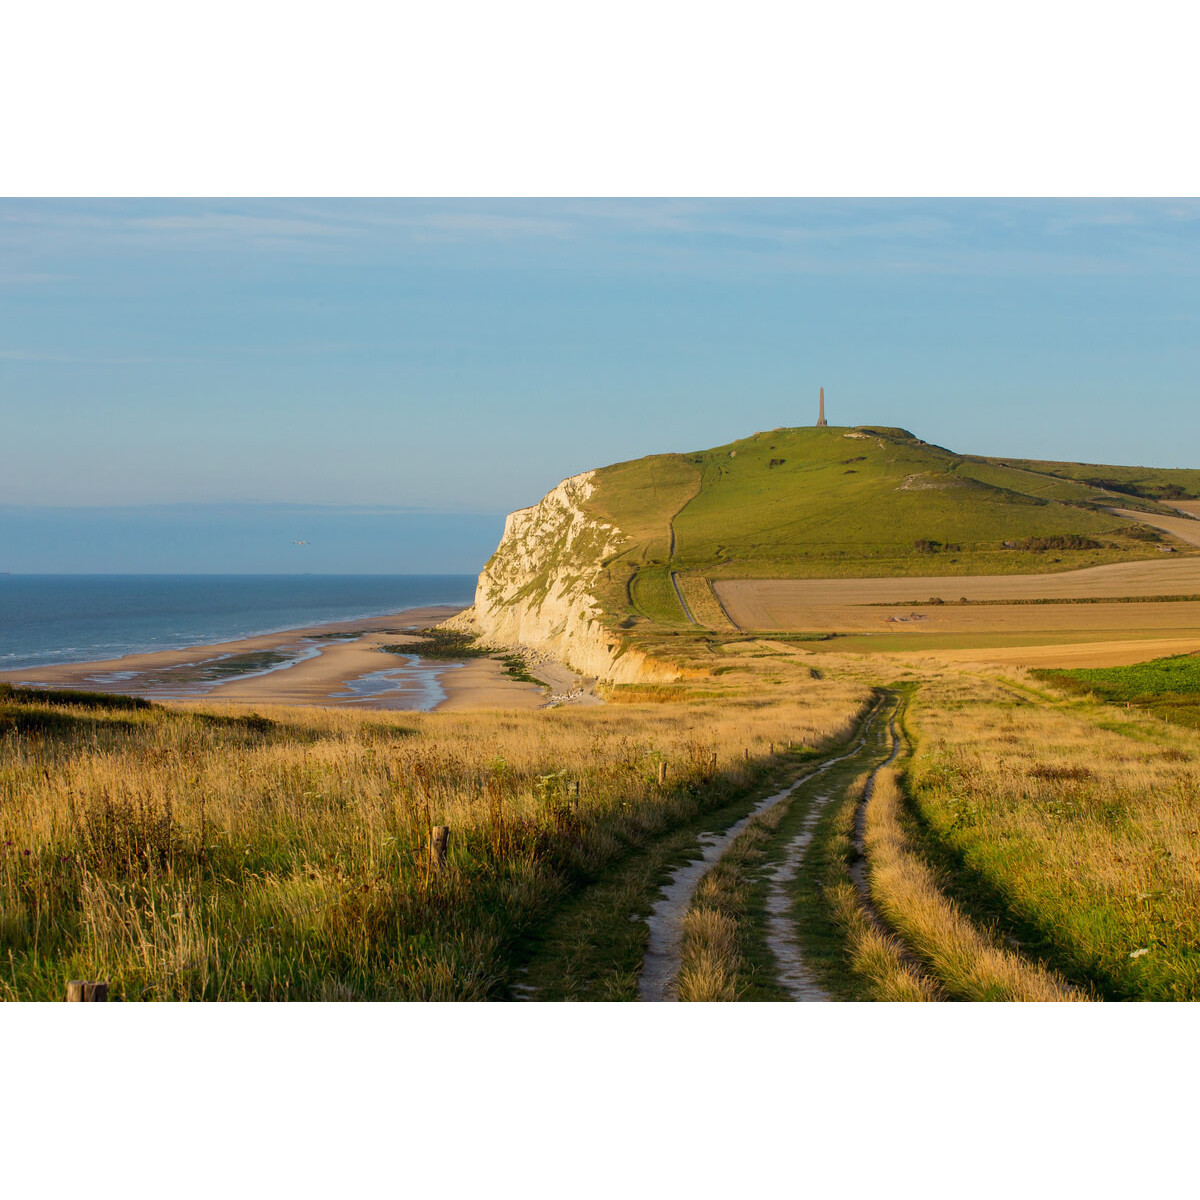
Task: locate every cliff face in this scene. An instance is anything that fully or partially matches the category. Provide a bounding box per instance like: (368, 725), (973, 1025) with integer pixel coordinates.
(445, 471), (678, 683)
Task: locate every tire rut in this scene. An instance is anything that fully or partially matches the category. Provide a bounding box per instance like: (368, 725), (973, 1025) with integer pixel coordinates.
(637, 700), (884, 1002)
(842, 712), (939, 988)
(762, 701), (898, 1001)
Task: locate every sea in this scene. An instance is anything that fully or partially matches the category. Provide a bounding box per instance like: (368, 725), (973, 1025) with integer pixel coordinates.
(0, 575), (478, 672)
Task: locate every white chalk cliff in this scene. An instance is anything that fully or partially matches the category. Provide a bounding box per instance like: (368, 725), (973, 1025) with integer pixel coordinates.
(444, 471), (678, 683)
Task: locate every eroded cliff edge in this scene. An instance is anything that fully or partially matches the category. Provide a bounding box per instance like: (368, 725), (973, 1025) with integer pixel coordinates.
(443, 471), (678, 684)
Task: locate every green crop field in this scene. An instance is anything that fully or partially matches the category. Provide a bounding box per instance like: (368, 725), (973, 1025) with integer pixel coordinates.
(1037, 652), (1200, 729)
(581, 425), (1194, 628)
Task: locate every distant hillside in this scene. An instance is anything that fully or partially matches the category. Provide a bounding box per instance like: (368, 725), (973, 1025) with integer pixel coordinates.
(448, 425), (1198, 674)
(963, 455), (1200, 504)
(585, 426), (1194, 627)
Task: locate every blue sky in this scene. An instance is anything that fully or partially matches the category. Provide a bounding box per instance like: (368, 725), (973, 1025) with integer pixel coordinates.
(3, 198), (1199, 572)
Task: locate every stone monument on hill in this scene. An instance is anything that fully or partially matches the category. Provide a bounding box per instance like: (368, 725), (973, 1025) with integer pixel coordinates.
(816, 387), (828, 427)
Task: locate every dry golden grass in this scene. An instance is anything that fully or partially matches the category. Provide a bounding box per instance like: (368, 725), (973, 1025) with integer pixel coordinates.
(675, 573), (737, 630)
(677, 904), (742, 1001)
(0, 673), (869, 1000)
(810, 770), (940, 1002)
(863, 767), (1081, 1001)
(906, 670), (1200, 999)
(825, 881), (941, 1001)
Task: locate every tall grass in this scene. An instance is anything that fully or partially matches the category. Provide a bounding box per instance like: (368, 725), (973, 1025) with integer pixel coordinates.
(819, 774), (940, 1002)
(864, 768), (1081, 1002)
(906, 671), (1200, 999)
(0, 677), (867, 1000)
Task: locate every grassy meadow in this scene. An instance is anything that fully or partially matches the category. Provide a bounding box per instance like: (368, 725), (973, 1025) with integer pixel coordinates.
(0, 675), (868, 1000)
(902, 671), (1200, 999)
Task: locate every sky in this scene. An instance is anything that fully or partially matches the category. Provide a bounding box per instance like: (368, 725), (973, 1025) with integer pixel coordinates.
(2, 198), (1199, 572)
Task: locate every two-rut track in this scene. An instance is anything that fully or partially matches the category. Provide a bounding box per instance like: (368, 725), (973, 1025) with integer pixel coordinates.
(639, 697), (897, 1001)
(512, 687), (1078, 1002)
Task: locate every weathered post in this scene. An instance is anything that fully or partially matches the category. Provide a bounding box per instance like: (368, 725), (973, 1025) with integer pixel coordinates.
(657, 761), (668, 786)
(770, 742), (775, 756)
(67, 981), (108, 1002)
(430, 825), (450, 872)
(744, 747), (750, 761)
(570, 780), (580, 813)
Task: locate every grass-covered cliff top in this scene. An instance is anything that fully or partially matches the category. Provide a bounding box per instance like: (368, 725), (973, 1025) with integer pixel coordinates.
(579, 425), (1198, 628)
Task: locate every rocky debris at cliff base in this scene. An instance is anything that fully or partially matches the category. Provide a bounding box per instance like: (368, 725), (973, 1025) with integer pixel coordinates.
(544, 688), (601, 708)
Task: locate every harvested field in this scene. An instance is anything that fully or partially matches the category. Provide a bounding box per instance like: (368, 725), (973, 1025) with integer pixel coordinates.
(912, 637), (1200, 669)
(714, 558), (1200, 628)
(716, 599), (1200, 637)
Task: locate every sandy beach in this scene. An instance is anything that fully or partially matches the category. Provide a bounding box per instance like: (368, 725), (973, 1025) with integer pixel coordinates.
(0, 604), (554, 712)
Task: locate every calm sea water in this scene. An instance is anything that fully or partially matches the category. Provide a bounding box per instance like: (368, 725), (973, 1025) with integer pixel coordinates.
(0, 575), (477, 671)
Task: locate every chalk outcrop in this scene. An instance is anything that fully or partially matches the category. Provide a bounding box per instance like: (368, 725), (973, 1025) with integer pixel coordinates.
(445, 471), (678, 683)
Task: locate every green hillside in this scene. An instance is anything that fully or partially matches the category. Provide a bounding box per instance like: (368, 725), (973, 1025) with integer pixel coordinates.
(583, 425), (1194, 627)
(965, 456), (1200, 504)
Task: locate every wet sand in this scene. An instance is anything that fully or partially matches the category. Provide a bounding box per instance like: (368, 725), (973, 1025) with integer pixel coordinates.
(0, 605), (550, 712)
(437, 659), (547, 711)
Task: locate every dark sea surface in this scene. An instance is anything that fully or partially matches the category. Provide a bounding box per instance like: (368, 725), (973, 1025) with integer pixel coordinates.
(0, 575), (477, 671)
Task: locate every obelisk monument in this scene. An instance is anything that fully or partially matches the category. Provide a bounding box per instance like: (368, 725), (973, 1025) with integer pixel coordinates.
(816, 387), (828, 427)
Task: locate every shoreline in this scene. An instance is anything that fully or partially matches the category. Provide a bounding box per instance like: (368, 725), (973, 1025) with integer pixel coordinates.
(0, 605), (554, 712)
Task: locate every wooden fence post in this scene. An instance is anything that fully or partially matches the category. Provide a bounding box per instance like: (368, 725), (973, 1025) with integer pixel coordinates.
(430, 825), (450, 872)
(744, 747), (750, 761)
(657, 761), (668, 786)
(67, 981), (108, 1002)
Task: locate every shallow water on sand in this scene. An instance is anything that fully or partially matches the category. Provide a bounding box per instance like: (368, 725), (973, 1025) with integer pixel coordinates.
(337, 659), (464, 709)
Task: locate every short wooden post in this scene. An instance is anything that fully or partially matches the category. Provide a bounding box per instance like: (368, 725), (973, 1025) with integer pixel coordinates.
(570, 780), (580, 813)
(67, 981), (108, 1002)
(657, 761), (668, 786)
(769, 742), (775, 756)
(744, 747), (750, 761)
(430, 825), (450, 872)
(710, 752), (718, 772)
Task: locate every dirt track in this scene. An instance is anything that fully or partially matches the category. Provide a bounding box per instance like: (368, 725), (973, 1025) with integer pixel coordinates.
(1110, 507), (1200, 548)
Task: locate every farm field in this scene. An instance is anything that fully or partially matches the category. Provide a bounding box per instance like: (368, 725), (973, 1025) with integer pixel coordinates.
(696, 598), (1200, 637)
(839, 636), (1200, 669)
(1035, 652), (1200, 730)
(712, 557), (1200, 625)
